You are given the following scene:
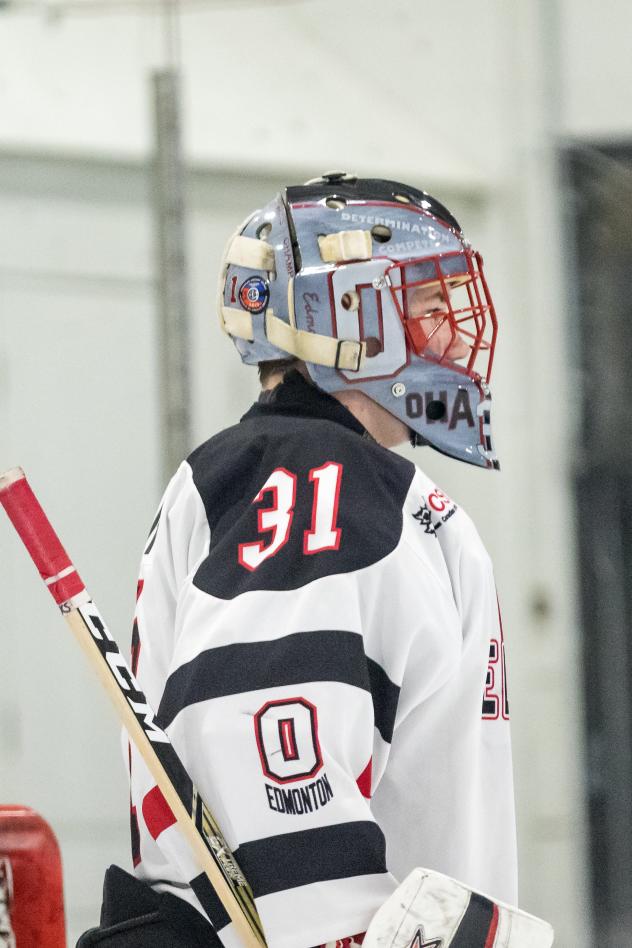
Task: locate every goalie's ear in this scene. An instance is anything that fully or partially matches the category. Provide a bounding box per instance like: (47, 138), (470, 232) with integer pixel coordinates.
(362, 867), (554, 948)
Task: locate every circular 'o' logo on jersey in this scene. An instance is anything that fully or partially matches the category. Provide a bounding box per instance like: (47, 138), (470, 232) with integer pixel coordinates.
(239, 276), (269, 313)
(254, 697), (323, 784)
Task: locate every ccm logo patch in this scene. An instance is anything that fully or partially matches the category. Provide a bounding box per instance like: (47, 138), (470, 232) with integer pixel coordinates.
(413, 488), (458, 534)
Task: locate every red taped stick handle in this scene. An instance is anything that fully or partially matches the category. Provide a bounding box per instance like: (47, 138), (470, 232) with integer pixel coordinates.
(0, 468), (86, 606)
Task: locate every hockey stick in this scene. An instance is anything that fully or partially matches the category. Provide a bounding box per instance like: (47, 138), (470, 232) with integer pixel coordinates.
(0, 467), (266, 948)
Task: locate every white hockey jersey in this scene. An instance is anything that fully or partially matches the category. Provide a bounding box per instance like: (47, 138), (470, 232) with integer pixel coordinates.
(128, 372), (516, 948)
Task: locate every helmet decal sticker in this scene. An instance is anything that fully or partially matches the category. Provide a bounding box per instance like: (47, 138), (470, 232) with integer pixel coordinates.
(239, 276), (269, 314)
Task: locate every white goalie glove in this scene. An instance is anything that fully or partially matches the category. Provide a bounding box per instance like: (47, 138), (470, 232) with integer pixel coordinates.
(361, 867), (554, 948)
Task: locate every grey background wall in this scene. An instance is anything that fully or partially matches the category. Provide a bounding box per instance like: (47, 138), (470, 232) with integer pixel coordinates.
(1, 0), (629, 943)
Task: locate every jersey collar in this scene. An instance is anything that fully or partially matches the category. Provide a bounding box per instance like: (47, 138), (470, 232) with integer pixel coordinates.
(241, 370), (370, 440)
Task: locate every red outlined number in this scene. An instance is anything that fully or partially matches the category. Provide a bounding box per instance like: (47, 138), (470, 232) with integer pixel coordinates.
(238, 468), (297, 572)
(304, 461), (343, 554)
(482, 632), (509, 721)
(254, 697), (323, 784)
(482, 639), (500, 719)
(239, 462), (344, 570)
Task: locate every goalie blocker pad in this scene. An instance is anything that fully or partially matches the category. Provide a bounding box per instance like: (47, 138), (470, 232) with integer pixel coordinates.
(0, 805), (66, 948)
(363, 868), (554, 948)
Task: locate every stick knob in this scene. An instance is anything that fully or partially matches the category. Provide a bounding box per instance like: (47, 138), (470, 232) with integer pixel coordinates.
(0, 468), (86, 606)
(0, 467), (26, 492)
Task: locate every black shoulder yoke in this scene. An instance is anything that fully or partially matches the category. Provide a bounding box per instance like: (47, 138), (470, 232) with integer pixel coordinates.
(187, 374), (415, 599)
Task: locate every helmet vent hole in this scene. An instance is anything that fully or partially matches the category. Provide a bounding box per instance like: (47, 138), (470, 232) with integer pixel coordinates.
(394, 193), (412, 204)
(371, 225), (392, 243)
(326, 197), (347, 210)
(365, 336), (383, 357)
(257, 222), (272, 240)
(341, 291), (360, 311)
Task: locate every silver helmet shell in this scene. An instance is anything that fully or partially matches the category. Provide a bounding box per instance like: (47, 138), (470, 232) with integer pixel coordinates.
(218, 174), (499, 469)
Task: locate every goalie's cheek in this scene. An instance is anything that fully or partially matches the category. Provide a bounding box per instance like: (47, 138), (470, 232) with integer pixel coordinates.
(407, 315), (470, 361)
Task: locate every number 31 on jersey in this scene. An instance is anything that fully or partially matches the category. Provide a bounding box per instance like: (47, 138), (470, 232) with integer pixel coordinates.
(238, 462), (343, 571)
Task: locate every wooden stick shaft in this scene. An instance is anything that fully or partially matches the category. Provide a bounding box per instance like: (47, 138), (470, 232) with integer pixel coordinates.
(0, 467), (266, 948)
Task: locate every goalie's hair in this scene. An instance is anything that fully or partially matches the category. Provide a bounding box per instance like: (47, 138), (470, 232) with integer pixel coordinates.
(257, 358), (299, 386)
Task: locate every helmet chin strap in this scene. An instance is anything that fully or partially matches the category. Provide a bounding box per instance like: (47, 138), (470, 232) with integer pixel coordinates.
(410, 430), (428, 448)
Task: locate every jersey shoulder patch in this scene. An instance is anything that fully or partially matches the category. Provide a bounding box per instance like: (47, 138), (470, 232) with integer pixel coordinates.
(187, 414), (415, 598)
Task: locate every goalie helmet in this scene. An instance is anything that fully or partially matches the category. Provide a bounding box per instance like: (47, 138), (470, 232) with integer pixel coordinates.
(218, 173), (499, 469)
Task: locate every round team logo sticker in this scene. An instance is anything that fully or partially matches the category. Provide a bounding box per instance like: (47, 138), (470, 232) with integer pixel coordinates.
(239, 276), (269, 313)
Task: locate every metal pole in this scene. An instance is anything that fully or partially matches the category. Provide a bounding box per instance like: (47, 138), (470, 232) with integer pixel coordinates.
(152, 57), (191, 482)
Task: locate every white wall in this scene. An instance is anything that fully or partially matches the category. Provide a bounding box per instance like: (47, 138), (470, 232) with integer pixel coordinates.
(560, 0), (632, 139)
(0, 0), (500, 186)
(3, 0), (630, 942)
(0, 153), (160, 939)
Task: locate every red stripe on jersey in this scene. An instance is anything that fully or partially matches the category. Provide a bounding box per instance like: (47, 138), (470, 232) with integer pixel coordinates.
(142, 785), (176, 840)
(130, 805), (141, 867)
(131, 579), (144, 675)
(484, 903), (499, 948)
(356, 759), (372, 798)
(131, 619), (141, 676)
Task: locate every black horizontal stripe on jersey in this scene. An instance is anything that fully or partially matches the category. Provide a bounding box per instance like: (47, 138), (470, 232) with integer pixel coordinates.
(157, 629), (399, 744)
(232, 820), (387, 902)
(189, 871), (231, 932)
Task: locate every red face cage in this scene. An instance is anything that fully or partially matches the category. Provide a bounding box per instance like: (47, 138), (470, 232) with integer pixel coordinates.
(386, 249), (498, 382)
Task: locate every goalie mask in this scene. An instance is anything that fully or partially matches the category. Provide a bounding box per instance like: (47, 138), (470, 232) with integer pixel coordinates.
(218, 173), (499, 469)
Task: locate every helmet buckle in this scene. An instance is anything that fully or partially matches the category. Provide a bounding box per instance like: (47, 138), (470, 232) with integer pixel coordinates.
(335, 339), (363, 372)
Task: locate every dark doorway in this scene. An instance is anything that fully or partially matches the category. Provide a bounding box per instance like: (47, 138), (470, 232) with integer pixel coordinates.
(567, 144), (632, 945)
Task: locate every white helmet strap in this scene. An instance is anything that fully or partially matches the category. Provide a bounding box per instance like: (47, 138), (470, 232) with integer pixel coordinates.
(219, 304), (365, 371)
(317, 229), (372, 263)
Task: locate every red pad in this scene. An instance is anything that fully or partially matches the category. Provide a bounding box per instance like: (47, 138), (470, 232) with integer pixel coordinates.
(0, 805), (67, 947)
(0, 472), (85, 605)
